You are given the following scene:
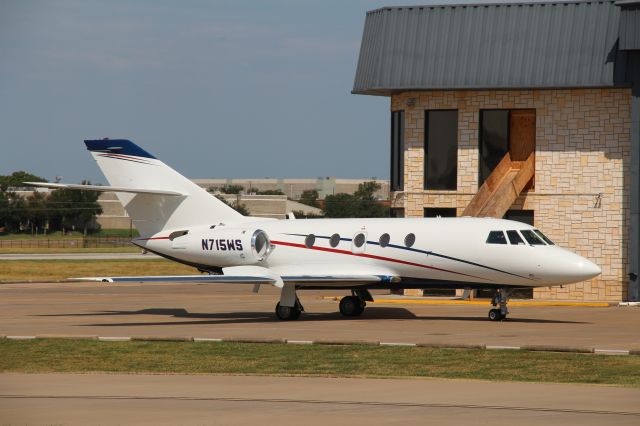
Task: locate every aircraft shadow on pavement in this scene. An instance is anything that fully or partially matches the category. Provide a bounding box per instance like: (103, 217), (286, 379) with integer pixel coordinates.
(33, 307), (587, 326)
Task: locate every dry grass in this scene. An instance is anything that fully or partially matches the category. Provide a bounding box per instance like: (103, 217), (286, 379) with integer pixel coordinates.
(0, 259), (197, 282)
(1, 339), (640, 386)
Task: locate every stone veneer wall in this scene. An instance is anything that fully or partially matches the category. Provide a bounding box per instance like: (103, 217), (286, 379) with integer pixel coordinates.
(390, 89), (632, 301)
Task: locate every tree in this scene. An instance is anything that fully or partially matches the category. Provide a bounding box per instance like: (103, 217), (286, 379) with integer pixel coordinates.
(220, 184), (245, 194)
(48, 181), (102, 235)
(299, 189), (319, 208)
(255, 189), (284, 195)
(323, 181), (388, 218)
(215, 195), (250, 216)
(0, 171), (47, 192)
(25, 191), (49, 234)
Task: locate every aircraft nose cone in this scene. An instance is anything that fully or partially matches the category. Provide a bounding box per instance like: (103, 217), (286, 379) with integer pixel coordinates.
(575, 258), (601, 280)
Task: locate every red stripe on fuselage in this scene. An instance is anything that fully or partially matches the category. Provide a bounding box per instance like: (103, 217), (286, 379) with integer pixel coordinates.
(271, 240), (487, 281)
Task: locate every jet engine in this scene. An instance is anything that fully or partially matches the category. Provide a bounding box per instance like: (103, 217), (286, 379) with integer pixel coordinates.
(194, 228), (272, 266)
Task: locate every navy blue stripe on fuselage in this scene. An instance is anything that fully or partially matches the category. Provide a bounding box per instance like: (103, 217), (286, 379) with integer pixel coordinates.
(283, 232), (531, 281)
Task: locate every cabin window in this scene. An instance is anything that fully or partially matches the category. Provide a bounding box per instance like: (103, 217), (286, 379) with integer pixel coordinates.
(520, 230), (546, 245)
(506, 230), (525, 245)
(486, 231), (507, 244)
(534, 229), (554, 245)
(329, 233), (341, 248)
(305, 234), (315, 248)
(354, 233), (366, 248)
(404, 233), (416, 248)
(379, 233), (390, 247)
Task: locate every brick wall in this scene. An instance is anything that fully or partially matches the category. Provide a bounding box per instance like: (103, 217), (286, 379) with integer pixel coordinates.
(390, 89), (632, 301)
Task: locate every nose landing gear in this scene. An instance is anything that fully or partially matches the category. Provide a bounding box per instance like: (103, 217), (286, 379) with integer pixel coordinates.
(489, 288), (510, 321)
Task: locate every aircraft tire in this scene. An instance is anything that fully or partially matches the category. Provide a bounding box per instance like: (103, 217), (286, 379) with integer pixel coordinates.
(339, 296), (363, 317)
(275, 303), (301, 320)
(488, 309), (503, 321)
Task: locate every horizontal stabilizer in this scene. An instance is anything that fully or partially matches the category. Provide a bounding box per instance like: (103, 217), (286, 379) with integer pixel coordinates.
(24, 182), (185, 196)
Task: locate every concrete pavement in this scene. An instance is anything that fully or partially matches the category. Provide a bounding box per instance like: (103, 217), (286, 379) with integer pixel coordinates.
(1, 373), (638, 425)
(1, 282), (639, 350)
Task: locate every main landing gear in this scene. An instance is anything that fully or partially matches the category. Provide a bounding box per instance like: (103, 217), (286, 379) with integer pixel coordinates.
(339, 289), (373, 318)
(275, 301), (303, 321)
(273, 286), (375, 320)
(488, 288), (510, 321)
(275, 283), (304, 321)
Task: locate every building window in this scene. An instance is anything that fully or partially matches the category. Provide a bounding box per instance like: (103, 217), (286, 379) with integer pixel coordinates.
(391, 110), (405, 191)
(390, 208), (405, 218)
(425, 110), (458, 190)
(424, 207), (457, 218)
(504, 209), (534, 226)
(479, 110), (509, 186)
(480, 109), (535, 187)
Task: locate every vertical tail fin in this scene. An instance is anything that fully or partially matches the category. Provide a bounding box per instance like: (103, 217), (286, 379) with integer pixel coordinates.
(85, 139), (244, 236)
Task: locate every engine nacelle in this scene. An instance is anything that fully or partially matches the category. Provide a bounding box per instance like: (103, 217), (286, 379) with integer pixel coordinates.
(191, 228), (272, 266)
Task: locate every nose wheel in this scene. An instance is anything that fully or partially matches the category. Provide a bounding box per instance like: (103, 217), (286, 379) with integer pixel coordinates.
(488, 308), (505, 321)
(488, 288), (510, 321)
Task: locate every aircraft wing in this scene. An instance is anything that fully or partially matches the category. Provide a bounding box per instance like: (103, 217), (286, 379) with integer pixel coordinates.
(70, 274), (277, 284)
(70, 265), (399, 287)
(70, 274), (397, 285)
(24, 182), (185, 196)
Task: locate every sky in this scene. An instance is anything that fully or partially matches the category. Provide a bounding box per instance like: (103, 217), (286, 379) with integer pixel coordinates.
(0, 0), (516, 184)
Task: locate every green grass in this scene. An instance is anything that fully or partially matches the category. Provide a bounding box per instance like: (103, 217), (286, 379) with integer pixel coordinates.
(0, 229), (139, 239)
(1, 339), (639, 386)
(0, 246), (139, 254)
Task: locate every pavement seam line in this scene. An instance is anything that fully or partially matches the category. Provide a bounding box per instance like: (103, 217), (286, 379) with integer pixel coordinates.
(0, 336), (635, 355)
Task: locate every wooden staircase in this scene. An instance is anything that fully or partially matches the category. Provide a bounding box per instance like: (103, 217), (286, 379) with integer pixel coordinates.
(462, 152), (535, 218)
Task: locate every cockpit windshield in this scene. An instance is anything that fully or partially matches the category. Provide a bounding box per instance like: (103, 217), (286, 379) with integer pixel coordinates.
(506, 230), (525, 245)
(520, 230), (546, 245)
(486, 231), (507, 244)
(533, 229), (555, 245)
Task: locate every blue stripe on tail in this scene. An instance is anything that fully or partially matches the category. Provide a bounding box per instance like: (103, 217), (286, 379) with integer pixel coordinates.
(84, 139), (156, 159)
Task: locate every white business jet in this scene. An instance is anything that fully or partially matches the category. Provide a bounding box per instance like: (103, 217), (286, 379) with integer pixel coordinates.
(28, 139), (601, 321)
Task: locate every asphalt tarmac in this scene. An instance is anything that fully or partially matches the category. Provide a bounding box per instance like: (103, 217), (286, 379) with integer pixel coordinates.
(1, 373), (639, 425)
(1, 282), (639, 350)
(2, 281), (640, 425)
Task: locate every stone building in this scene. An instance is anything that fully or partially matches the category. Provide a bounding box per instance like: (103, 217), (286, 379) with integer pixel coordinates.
(353, 1), (640, 301)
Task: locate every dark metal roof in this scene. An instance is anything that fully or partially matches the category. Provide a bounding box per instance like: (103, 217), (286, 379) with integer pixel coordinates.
(353, 1), (624, 95)
(618, 1), (640, 50)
